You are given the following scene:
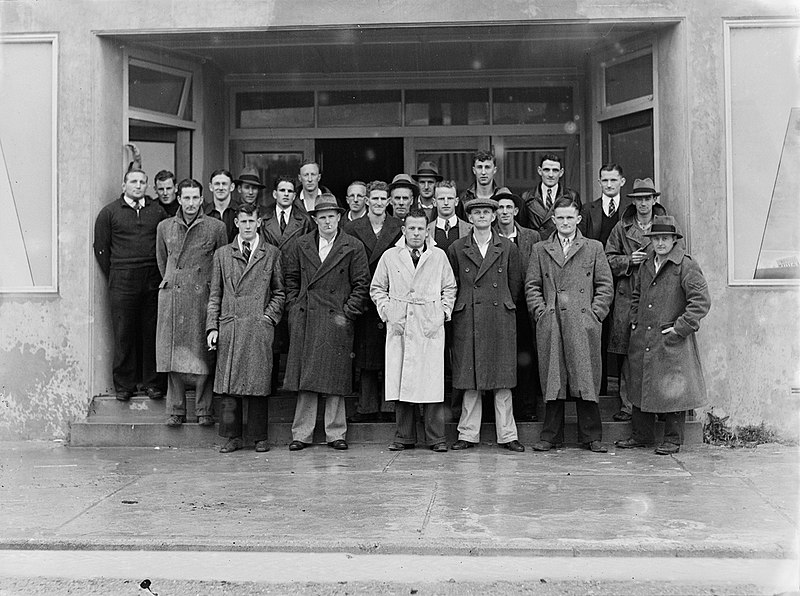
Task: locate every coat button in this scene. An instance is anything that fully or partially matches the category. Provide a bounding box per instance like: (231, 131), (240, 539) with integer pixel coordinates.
(465, 267), (470, 272)
(493, 301), (498, 306)
(409, 288), (415, 293)
(492, 283), (497, 288)
(498, 268), (503, 272)
(581, 308), (586, 312)
(645, 347), (650, 352)
(648, 304), (653, 308)
(579, 289), (584, 293)
(647, 326), (652, 330)
(330, 289), (335, 293)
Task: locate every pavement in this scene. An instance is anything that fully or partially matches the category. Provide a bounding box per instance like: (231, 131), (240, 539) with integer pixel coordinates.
(0, 440), (798, 594)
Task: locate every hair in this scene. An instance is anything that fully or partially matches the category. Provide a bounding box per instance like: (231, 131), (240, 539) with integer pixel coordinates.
(177, 178), (203, 197)
(539, 153), (563, 168)
(598, 163), (624, 177)
(497, 194), (522, 212)
(273, 174), (296, 191)
(434, 179), (457, 192)
(404, 208), (428, 224)
(299, 159), (321, 173)
(209, 169), (234, 184)
(552, 195), (581, 212)
(123, 168), (147, 183)
(366, 180), (388, 195)
(347, 180), (368, 194)
(236, 202), (259, 217)
(472, 149), (496, 165)
(153, 170), (175, 185)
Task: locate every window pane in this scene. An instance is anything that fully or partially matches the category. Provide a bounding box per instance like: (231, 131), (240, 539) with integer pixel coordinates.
(493, 87), (574, 125)
(236, 92), (314, 128)
(405, 89), (489, 126)
(242, 152), (305, 208)
(318, 90), (401, 127)
(605, 53), (653, 106)
(129, 64), (187, 116)
(503, 149), (566, 195)
(414, 150), (475, 194)
(602, 110), (654, 184)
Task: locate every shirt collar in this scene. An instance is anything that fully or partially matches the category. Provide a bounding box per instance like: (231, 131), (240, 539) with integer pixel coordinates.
(602, 194), (620, 211)
(238, 234), (259, 254)
(541, 183), (558, 199)
(436, 215), (458, 229)
(123, 196), (144, 209)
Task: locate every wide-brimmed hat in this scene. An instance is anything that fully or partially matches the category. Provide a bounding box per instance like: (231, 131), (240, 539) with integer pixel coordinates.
(493, 187), (522, 212)
(234, 166), (265, 189)
(644, 215), (683, 239)
(627, 177), (661, 197)
(463, 197), (500, 212)
(388, 173), (419, 195)
(411, 161), (443, 182)
(308, 193), (345, 216)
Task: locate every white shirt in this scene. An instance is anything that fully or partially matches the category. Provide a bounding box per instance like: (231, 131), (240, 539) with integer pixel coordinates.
(302, 189), (322, 213)
(238, 234), (259, 261)
(318, 232), (337, 262)
(277, 205), (293, 223)
(654, 255), (664, 273)
(541, 184), (558, 206)
(559, 231), (577, 255)
(602, 194), (620, 217)
(124, 196), (144, 210)
(473, 232), (492, 257)
(498, 226), (518, 241)
(436, 215), (458, 231)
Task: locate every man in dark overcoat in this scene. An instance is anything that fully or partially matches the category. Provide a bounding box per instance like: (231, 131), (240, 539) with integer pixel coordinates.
(207, 203), (285, 454)
(519, 153), (581, 238)
(343, 180), (403, 423)
(283, 195), (370, 451)
(156, 179), (228, 427)
(447, 197), (525, 453)
(526, 196), (613, 453)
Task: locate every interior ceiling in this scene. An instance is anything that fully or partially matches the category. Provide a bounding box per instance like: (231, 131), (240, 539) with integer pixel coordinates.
(106, 22), (667, 77)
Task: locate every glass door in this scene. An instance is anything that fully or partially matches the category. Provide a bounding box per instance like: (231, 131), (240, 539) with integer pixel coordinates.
(406, 136), (490, 195)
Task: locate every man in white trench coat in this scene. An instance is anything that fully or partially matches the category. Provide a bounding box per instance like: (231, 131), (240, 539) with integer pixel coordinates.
(370, 208), (457, 452)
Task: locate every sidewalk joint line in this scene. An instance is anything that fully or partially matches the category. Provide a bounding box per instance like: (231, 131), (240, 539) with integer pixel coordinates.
(52, 477), (141, 532)
(419, 480), (438, 535)
(382, 452), (401, 473)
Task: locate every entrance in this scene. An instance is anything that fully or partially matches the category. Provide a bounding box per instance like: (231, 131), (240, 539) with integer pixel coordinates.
(316, 138), (404, 204)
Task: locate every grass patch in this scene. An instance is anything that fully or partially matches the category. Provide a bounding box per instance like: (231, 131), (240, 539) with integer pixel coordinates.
(703, 410), (780, 447)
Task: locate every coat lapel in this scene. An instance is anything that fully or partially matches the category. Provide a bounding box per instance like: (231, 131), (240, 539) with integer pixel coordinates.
(475, 233), (503, 282)
(462, 234), (484, 270)
(309, 232), (349, 287)
(563, 234), (585, 265)
(543, 234), (566, 267)
(299, 233), (322, 276)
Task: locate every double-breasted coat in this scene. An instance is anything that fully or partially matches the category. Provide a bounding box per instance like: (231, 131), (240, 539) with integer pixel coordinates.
(525, 231), (613, 402)
(370, 243), (457, 403)
(604, 203), (667, 354)
(156, 212), (228, 375)
(519, 184), (581, 237)
(282, 230), (370, 395)
(628, 245), (710, 413)
(447, 232), (523, 390)
(206, 239), (285, 396)
(343, 215), (403, 370)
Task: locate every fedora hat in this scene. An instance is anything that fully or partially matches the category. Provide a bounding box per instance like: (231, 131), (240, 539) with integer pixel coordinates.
(234, 166), (265, 189)
(644, 215), (683, 239)
(388, 173), (419, 195)
(463, 197), (500, 212)
(307, 193), (345, 216)
(493, 187), (523, 211)
(411, 161), (443, 182)
(627, 177), (661, 197)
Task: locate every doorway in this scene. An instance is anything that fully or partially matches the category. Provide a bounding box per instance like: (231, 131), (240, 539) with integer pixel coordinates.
(316, 138), (404, 205)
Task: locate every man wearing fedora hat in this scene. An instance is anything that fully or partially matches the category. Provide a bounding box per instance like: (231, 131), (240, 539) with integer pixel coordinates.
(283, 194), (370, 451)
(234, 166), (266, 212)
(616, 215), (710, 455)
(388, 173), (419, 221)
(412, 161), (443, 223)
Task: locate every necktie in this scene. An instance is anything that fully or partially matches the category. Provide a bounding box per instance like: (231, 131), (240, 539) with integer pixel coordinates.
(562, 237), (571, 256)
(280, 211), (287, 233)
(242, 240), (251, 262)
(608, 199), (616, 218)
(545, 188), (553, 211)
(411, 248), (420, 268)
(134, 201), (142, 214)
(444, 220), (451, 234)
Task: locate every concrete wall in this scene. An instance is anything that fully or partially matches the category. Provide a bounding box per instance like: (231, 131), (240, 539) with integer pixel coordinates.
(0, 0), (798, 440)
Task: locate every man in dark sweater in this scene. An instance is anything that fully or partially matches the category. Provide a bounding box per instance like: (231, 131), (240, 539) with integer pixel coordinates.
(94, 168), (168, 401)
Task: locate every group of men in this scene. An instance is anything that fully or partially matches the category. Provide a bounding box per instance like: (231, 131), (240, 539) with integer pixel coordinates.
(94, 150), (710, 457)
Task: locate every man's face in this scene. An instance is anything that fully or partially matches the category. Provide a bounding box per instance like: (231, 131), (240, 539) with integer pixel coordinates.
(496, 198), (518, 227)
(417, 176), (437, 200)
(652, 233), (677, 257)
(239, 182), (260, 205)
(122, 172), (147, 201)
(434, 187), (458, 218)
(472, 159), (497, 187)
(391, 188), (414, 218)
(155, 178), (175, 204)
(367, 189), (389, 217)
(599, 169), (625, 198)
(235, 212), (261, 242)
(346, 184), (367, 214)
(313, 209), (340, 237)
(538, 159), (564, 188)
(210, 174), (235, 202)
(273, 181), (296, 208)
(467, 207), (496, 230)
(633, 195), (656, 218)
(403, 216), (429, 249)
(300, 164), (320, 193)
(552, 205), (581, 237)
(178, 187), (203, 218)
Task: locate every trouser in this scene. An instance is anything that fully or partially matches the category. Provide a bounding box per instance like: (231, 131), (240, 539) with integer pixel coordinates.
(355, 370), (382, 414)
(617, 355), (633, 414)
(600, 315), (611, 395)
(394, 401), (445, 446)
(108, 265), (163, 393)
(540, 399), (602, 444)
(513, 309), (539, 419)
(631, 406), (686, 445)
(166, 372), (213, 417)
(458, 388), (517, 443)
(291, 391), (347, 443)
(218, 395), (269, 441)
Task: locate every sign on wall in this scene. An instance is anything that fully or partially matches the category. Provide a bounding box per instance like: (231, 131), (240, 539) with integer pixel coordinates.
(725, 21), (800, 285)
(0, 35), (58, 293)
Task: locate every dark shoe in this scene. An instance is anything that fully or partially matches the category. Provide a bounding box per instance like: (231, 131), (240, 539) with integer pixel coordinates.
(347, 412), (380, 423)
(254, 440), (270, 453)
(116, 391), (133, 402)
(532, 440), (561, 451)
(328, 439), (348, 450)
(289, 440), (308, 451)
(451, 440), (475, 450)
(388, 442), (414, 451)
(145, 387), (164, 400)
(166, 415), (184, 427)
(612, 410), (632, 422)
(615, 437), (651, 449)
(219, 437), (243, 453)
(584, 440), (608, 453)
(500, 440), (525, 452)
(198, 415), (214, 427)
(431, 443), (448, 452)
(654, 442), (680, 455)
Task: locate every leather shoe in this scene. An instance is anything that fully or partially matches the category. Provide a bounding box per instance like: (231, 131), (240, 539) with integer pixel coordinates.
(165, 415), (184, 427)
(388, 442), (414, 451)
(584, 440), (608, 453)
(500, 440), (525, 452)
(289, 440), (308, 451)
(145, 387), (164, 400)
(612, 410), (632, 422)
(451, 440), (475, 450)
(328, 439), (348, 450)
(431, 443), (448, 452)
(654, 442), (680, 455)
(532, 440), (561, 451)
(346, 412), (380, 423)
(219, 437), (243, 453)
(254, 440), (270, 453)
(198, 415), (215, 427)
(615, 437), (651, 449)
(116, 391), (133, 402)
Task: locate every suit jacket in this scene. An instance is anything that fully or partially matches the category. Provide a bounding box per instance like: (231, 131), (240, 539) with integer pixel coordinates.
(520, 184), (581, 238)
(426, 218), (472, 248)
(578, 196), (629, 246)
(261, 205), (313, 252)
